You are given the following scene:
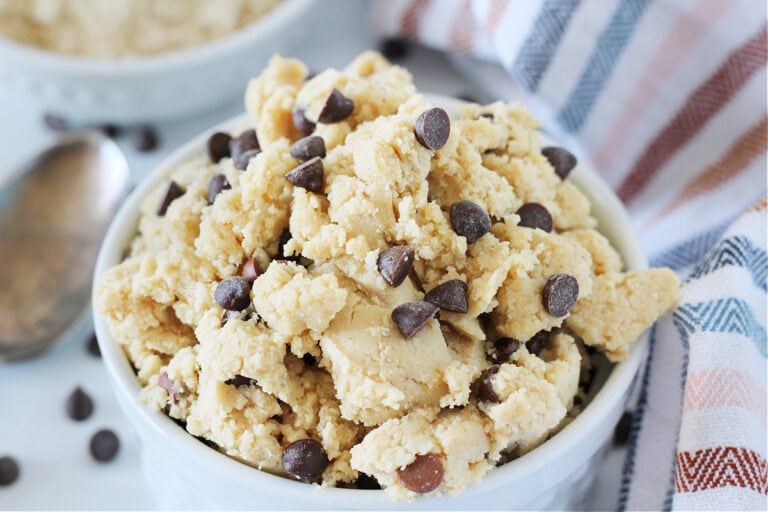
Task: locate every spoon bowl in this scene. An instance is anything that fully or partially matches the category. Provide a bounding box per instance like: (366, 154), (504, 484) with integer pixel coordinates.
(0, 132), (130, 362)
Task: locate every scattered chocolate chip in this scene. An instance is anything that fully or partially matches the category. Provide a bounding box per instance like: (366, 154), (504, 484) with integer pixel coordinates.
(225, 375), (256, 387)
(317, 89), (354, 123)
(90, 429), (120, 462)
(396, 454), (444, 493)
(0, 456), (19, 486)
(207, 132), (232, 163)
(282, 439), (329, 481)
(86, 333), (101, 358)
(43, 113), (68, 131)
(449, 200), (491, 244)
(95, 123), (120, 138)
(302, 353), (317, 367)
(130, 125), (159, 152)
(542, 146), (577, 179)
(380, 37), (410, 60)
(66, 387), (94, 421)
(234, 148), (260, 170)
(292, 107), (316, 135)
(392, 301), (439, 339)
(377, 246), (415, 287)
(214, 277), (252, 311)
(157, 180), (184, 216)
(491, 337), (520, 364)
(516, 202), (553, 232)
(207, 174), (231, 205)
(525, 330), (548, 357)
(240, 257), (263, 281)
(614, 411), (633, 445)
(414, 107), (450, 151)
(542, 273), (579, 317)
(355, 472), (381, 490)
(477, 365), (500, 403)
(285, 156), (324, 192)
(289, 135), (326, 162)
(424, 280), (468, 313)
(229, 129), (259, 163)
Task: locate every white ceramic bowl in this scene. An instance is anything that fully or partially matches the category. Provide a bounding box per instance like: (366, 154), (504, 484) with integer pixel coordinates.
(93, 95), (649, 510)
(0, 0), (315, 123)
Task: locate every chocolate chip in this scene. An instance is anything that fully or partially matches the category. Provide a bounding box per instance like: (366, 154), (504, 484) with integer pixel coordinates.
(285, 156), (324, 192)
(207, 174), (231, 205)
(377, 246), (415, 287)
(392, 301), (439, 339)
(516, 202), (553, 232)
(214, 277), (252, 311)
(396, 454), (444, 493)
(449, 200), (491, 244)
(317, 89), (354, 123)
(130, 125), (159, 152)
(225, 375), (256, 387)
(380, 38), (410, 60)
(277, 230), (293, 259)
(240, 257), (263, 281)
(89, 429), (120, 463)
(424, 279), (468, 313)
(542, 273), (579, 317)
(414, 107), (450, 151)
(157, 180), (184, 216)
(479, 112), (494, 120)
(542, 146), (577, 179)
(289, 135), (326, 162)
(0, 456), (19, 486)
(491, 337), (520, 364)
(302, 353), (317, 367)
(86, 333), (101, 358)
(477, 365), (500, 403)
(234, 148), (260, 171)
(229, 129), (259, 163)
(292, 107), (316, 135)
(43, 113), (68, 131)
(66, 387), (94, 421)
(282, 439), (329, 481)
(355, 472), (381, 490)
(525, 330), (548, 357)
(207, 132), (232, 163)
(614, 411), (633, 445)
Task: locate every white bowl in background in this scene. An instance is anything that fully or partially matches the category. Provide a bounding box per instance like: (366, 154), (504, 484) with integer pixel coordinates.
(93, 95), (648, 510)
(0, 0), (315, 123)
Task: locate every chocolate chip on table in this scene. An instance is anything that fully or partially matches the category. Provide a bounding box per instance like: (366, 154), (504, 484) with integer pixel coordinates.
(477, 365), (501, 403)
(282, 439), (329, 481)
(66, 387), (94, 421)
(525, 330), (548, 357)
(542, 146), (577, 179)
(396, 454), (444, 493)
(292, 107), (316, 135)
(214, 277), (252, 311)
(380, 37), (410, 60)
(355, 472), (381, 490)
(43, 113), (68, 131)
(490, 337), (520, 364)
(240, 257), (263, 281)
(225, 375), (256, 387)
(86, 333), (101, 358)
(207, 174), (231, 205)
(414, 107), (450, 151)
(130, 125), (159, 152)
(234, 148), (260, 171)
(449, 200), (491, 244)
(0, 456), (20, 486)
(377, 245), (415, 287)
(285, 156), (324, 192)
(90, 429), (120, 463)
(614, 411), (634, 445)
(424, 279), (468, 313)
(157, 180), (184, 216)
(289, 135), (326, 162)
(542, 273), (579, 317)
(516, 202), (553, 232)
(317, 88), (355, 123)
(207, 132), (232, 163)
(392, 301), (439, 339)
(229, 129), (260, 162)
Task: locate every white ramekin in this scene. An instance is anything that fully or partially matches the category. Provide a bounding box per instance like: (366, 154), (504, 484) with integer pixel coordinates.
(93, 95), (648, 510)
(0, 0), (315, 123)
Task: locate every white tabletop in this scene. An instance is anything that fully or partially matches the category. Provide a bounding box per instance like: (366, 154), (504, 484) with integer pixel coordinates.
(0, 1), (626, 509)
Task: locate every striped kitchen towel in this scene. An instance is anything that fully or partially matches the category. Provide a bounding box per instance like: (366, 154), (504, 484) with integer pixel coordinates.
(375, 0), (767, 510)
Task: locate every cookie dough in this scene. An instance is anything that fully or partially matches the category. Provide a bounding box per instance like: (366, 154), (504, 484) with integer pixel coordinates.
(95, 52), (680, 500)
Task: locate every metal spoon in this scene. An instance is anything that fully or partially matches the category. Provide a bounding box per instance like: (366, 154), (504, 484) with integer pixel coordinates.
(0, 132), (130, 362)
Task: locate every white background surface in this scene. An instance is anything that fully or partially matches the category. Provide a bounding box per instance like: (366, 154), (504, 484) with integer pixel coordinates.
(0, 0), (627, 509)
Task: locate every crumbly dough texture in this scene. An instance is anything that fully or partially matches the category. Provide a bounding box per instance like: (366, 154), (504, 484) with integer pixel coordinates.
(95, 52), (680, 500)
(0, 0), (281, 57)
